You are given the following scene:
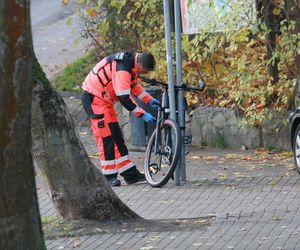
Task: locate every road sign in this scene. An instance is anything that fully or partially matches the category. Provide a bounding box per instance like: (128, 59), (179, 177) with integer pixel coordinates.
(181, 0), (256, 34)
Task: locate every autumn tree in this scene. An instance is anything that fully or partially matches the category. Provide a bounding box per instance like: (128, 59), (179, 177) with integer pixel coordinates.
(0, 0), (45, 249)
(262, 0), (280, 83)
(284, 0), (300, 75)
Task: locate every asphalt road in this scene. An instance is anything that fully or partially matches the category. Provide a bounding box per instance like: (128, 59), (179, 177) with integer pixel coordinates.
(31, 0), (77, 31)
(30, 0), (91, 79)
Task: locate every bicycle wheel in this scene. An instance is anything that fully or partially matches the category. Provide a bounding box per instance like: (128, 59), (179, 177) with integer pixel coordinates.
(144, 119), (181, 187)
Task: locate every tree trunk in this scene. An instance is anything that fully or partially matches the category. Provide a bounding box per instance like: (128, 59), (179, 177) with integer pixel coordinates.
(262, 0), (280, 83)
(284, 0), (300, 76)
(31, 57), (140, 221)
(0, 1), (45, 249)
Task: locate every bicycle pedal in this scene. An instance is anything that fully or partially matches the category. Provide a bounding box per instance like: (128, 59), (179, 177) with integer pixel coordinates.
(150, 163), (159, 174)
(183, 134), (192, 144)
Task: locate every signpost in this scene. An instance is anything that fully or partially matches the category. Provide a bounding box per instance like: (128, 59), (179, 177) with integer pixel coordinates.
(163, 0), (177, 123)
(174, 0), (187, 183)
(181, 0), (256, 34)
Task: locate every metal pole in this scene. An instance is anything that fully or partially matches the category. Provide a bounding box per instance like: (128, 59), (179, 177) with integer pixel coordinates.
(163, 0), (180, 185)
(174, 0), (186, 182)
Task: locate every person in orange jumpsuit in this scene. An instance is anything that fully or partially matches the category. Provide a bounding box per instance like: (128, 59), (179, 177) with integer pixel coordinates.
(81, 52), (160, 186)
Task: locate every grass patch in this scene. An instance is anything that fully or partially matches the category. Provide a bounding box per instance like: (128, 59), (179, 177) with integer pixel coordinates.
(41, 215), (57, 224)
(53, 51), (98, 92)
(212, 135), (227, 149)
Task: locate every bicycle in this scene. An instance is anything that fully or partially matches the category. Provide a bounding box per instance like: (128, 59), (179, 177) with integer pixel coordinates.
(139, 76), (205, 187)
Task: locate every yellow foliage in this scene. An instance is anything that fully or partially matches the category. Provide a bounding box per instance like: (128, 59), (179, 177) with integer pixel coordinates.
(234, 28), (250, 43)
(87, 8), (97, 17)
(273, 8), (281, 16)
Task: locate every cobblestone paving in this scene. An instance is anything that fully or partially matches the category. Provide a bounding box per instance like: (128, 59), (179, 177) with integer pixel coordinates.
(40, 97), (300, 249)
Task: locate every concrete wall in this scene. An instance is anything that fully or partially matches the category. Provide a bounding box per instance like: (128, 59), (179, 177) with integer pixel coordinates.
(62, 93), (291, 151)
(189, 107), (291, 150)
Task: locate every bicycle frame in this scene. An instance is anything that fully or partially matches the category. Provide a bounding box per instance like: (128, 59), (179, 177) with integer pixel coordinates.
(154, 107), (162, 154)
(153, 90), (170, 154)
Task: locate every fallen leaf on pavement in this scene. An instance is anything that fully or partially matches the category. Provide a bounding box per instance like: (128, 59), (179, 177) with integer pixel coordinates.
(195, 219), (207, 223)
(241, 156), (254, 161)
(140, 246), (156, 250)
(218, 173), (228, 179)
(150, 236), (160, 241)
(192, 182), (203, 187)
(279, 151), (293, 158)
(73, 237), (81, 248)
(193, 243), (203, 246)
(159, 200), (175, 205)
(234, 172), (244, 177)
(225, 154), (239, 159)
(89, 153), (99, 158)
(191, 156), (217, 160)
(268, 180), (278, 186)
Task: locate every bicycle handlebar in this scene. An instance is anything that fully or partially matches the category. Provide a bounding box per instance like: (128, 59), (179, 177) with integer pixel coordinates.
(139, 76), (206, 92)
(138, 76), (168, 87)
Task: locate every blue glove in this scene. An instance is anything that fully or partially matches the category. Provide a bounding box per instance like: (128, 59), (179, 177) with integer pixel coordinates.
(142, 112), (157, 123)
(148, 98), (160, 110)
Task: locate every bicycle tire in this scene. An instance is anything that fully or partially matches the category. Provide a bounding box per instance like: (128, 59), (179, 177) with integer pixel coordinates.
(144, 119), (181, 187)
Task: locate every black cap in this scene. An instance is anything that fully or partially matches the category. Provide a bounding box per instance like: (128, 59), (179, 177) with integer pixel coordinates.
(137, 53), (156, 71)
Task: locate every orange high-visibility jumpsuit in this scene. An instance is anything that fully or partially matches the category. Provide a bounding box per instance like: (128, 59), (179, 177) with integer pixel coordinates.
(82, 52), (153, 176)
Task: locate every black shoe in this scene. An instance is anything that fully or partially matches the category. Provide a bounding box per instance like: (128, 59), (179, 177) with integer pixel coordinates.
(121, 166), (146, 185)
(104, 174), (121, 187)
(107, 178), (121, 187)
(124, 171), (146, 185)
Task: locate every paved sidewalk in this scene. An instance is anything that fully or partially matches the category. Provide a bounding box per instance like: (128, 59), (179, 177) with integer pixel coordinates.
(37, 96), (300, 250)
